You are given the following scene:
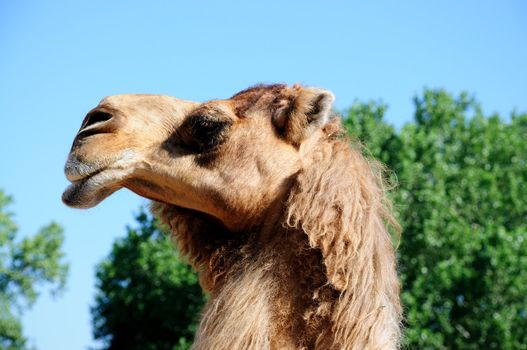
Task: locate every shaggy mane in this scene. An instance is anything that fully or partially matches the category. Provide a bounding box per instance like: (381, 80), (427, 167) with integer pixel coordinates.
(152, 118), (401, 349)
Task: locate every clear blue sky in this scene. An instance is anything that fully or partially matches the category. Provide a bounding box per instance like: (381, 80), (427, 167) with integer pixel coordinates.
(1, 1), (526, 349)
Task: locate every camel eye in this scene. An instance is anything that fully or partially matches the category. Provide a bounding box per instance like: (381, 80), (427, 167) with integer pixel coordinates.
(181, 115), (232, 153)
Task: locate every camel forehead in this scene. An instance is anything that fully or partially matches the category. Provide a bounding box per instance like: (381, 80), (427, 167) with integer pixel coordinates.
(99, 94), (197, 111)
(96, 85), (298, 120)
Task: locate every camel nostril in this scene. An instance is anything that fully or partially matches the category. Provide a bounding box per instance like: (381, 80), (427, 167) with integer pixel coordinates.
(76, 110), (115, 140)
(81, 111), (113, 130)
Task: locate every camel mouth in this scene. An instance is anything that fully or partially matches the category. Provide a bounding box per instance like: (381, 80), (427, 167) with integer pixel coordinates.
(64, 154), (106, 182)
(62, 151), (138, 208)
(62, 168), (122, 208)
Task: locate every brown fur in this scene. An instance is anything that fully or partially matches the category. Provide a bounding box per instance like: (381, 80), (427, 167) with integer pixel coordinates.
(152, 120), (401, 349)
(63, 84), (402, 349)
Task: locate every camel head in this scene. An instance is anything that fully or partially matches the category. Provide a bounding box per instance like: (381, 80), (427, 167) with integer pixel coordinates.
(62, 84), (335, 230)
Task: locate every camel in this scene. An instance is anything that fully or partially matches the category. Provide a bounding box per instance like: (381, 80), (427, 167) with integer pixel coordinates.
(62, 84), (401, 349)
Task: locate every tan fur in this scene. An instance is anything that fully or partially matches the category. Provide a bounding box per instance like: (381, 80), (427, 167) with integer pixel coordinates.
(63, 84), (402, 349)
(286, 121), (402, 349)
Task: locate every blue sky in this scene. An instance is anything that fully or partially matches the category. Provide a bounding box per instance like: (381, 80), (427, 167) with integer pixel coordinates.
(1, 1), (526, 349)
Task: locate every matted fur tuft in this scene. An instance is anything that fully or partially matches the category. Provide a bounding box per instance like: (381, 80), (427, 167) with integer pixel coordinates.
(286, 119), (402, 349)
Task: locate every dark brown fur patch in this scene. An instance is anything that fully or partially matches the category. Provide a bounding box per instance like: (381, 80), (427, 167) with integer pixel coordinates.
(231, 84), (288, 116)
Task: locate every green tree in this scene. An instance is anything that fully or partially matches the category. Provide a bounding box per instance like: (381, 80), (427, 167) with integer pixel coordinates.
(92, 210), (205, 350)
(344, 89), (527, 349)
(0, 190), (68, 350)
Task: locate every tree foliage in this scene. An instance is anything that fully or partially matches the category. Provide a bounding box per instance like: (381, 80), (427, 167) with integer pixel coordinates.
(344, 89), (527, 349)
(92, 210), (205, 350)
(92, 89), (526, 349)
(0, 190), (68, 350)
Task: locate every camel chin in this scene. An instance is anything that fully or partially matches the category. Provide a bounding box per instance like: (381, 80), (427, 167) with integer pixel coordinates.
(62, 169), (123, 208)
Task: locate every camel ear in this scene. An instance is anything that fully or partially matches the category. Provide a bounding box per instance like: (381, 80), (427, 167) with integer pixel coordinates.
(272, 87), (335, 145)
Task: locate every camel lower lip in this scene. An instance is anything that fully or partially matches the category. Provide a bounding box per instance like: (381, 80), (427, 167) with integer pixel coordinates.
(62, 163), (135, 209)
(62, 169), (119, 208)
(62, 178), (93, 208)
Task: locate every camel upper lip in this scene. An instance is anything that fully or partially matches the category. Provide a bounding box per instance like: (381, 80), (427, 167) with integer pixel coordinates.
(64, 156), (106, 182)
(66, 167), (105, 183)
